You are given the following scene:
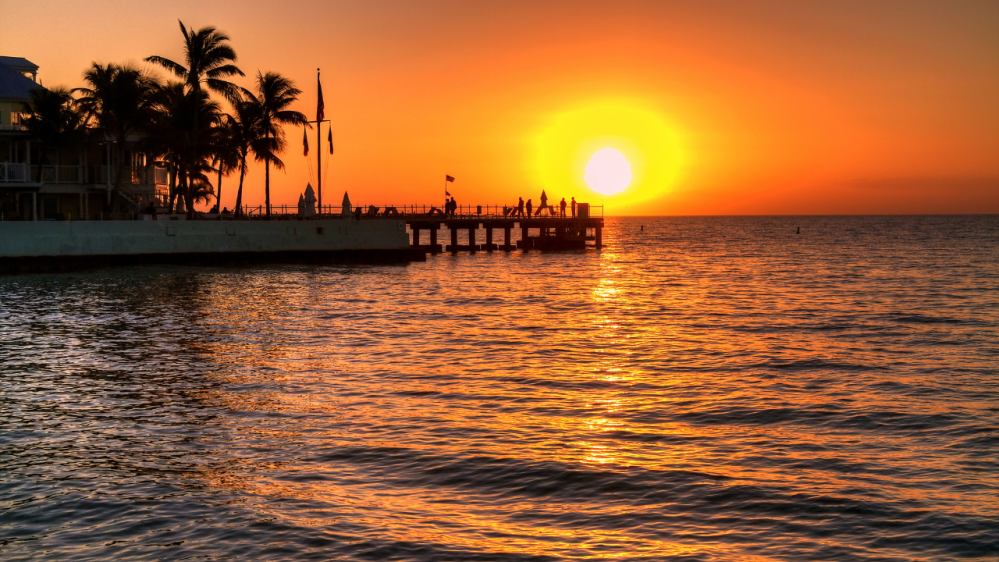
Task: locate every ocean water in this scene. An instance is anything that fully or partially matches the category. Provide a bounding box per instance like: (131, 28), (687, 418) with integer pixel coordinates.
(1, 215), (996, 561)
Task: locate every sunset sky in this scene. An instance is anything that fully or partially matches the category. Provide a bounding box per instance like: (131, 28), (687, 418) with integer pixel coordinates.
(5, 0), (997, 214)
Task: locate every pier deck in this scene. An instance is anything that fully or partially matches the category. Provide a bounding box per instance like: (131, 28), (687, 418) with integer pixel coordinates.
(284, 203), (605, 254)
(407, 215), (603, 253)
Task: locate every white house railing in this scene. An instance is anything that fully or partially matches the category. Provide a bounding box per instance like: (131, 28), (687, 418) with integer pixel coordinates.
(0, 162), (171, 187)
(0, 162), (28, 182)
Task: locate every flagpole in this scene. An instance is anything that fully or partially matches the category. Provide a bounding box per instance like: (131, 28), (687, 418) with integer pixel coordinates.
(317, 68), (322, 214)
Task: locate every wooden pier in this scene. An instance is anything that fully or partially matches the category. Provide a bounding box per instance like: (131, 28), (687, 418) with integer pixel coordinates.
(407, 209), (603, 253)
(241, 203), (604, 254)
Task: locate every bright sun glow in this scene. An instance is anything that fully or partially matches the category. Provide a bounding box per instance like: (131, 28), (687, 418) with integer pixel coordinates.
(533, 99), (685, 210)
(585, 148), (632, 195)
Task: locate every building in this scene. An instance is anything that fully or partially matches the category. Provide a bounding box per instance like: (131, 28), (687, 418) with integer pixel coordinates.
(0, 56), (167, 220)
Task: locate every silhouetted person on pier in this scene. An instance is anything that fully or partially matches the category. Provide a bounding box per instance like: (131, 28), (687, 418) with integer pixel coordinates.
(571, 197), (576, 218)
(535, 190), (548, 216)
(560, 198), (567, 218)
(516, 197), (525, 218)
(145, 202), (157, 219)
(526, 198), (533, 218)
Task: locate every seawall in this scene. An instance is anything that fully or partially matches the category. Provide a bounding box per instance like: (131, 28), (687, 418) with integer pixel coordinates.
(0, 219), (424, 273)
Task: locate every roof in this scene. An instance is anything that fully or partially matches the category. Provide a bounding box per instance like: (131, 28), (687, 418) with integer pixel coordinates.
(0, 58), (40, 101)
(0, 56), (39, 73)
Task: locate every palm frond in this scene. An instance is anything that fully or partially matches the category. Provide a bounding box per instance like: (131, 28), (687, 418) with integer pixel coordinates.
(144, 55), (188, 79)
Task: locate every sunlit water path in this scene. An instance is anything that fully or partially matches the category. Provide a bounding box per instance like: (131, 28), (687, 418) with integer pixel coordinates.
(1, 216), (996, 561)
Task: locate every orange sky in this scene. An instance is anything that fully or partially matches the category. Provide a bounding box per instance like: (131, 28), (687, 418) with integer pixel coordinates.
(4, 0), (998, 214)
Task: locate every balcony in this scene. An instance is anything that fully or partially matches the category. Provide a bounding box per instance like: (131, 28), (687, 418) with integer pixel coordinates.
(91, 166), (169, 186)
(0, 164), (170, 186)
(0, 162), (27, 183)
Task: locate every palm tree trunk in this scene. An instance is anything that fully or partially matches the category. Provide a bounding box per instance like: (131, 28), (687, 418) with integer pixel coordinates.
(216, 166), (223, 213)
(265, 129), (272, 219)
(168, 166), (178, 213)
(265, 157), (271, 219)
(235, 158), (246, 217)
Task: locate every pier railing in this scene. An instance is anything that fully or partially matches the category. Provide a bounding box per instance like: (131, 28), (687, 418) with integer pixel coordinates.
(238, 203), (603, 220)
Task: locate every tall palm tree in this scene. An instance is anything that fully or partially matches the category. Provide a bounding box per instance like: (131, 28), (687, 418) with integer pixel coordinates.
(252, 71), (308, 218)
(145, 20), (243, 184)
(22, 87), (85, 183)
(142, 82), (187, 211)
(145, 21), (243, 101)
(229, 93), (262, 217)
(210, 113), (241, 213)
(143, 82), (222, 216)
(75, 63), (158, 211)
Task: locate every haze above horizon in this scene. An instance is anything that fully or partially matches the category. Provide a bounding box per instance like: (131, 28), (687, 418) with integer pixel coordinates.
(5, 0), (997, 214)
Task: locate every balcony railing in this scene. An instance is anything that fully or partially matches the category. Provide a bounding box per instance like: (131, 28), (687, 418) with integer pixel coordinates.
(0, 162), (27, 182)
(38, 165), (82, 183)
(0, 164), (169, 185)
(91, 166), (168, 186)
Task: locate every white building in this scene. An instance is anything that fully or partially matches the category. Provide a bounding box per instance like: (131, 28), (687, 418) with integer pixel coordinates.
(0, 56), (168, 220)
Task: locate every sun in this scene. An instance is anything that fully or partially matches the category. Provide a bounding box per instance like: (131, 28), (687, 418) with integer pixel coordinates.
(585, 148), (632, 195)
(532, 98), (685, 208)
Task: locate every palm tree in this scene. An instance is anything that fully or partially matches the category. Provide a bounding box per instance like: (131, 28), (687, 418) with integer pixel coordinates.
(75, 63), (158, 210)
(210, 113), (241, 213)
(145, 21), (243, 101)
(22, 87), (85, 183)
(229, 93), (262, 217)
(143, 82), (222, 216)
(252, 71), (308, 217)
(145, 20), (243, 184)
(142, 82), (187, 211)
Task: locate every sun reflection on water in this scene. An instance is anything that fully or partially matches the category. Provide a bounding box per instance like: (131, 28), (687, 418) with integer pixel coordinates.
(1, 217), (995, 560)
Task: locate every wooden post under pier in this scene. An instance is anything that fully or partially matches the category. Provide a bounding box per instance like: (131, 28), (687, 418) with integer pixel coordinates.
(406, 214), (602, 254)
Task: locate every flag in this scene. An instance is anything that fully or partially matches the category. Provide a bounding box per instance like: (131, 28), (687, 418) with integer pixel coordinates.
(303, 127), (309, 156)
(328, 128), (333, 154)
(317, 79), (325, 122)
(446, 189), (451, 197)
(445, 175), (455, 182)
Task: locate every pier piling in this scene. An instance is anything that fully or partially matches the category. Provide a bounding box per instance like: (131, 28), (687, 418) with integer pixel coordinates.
(398, 207), (602, 254)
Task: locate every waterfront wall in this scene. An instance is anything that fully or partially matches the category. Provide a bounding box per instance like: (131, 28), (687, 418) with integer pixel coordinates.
(0, 219), (411, 257)
(0, 219), (422, 272)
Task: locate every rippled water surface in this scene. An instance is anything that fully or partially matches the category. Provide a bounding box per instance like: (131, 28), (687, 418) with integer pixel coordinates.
(2, 216), (997, 561)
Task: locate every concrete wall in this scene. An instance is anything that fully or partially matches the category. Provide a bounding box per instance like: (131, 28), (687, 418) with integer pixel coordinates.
(0, 218), (410, 257)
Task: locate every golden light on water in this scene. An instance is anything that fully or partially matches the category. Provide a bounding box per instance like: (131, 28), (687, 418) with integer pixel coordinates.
(533, 99), (685, 208)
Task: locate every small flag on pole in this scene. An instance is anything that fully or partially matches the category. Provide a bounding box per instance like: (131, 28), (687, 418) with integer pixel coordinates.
(445, 175), (455, 182)
(303, 128), (309, 156)
(446, 189), (451, 196)
(317, 79), (325, 122)
(328, 128), (333, 154)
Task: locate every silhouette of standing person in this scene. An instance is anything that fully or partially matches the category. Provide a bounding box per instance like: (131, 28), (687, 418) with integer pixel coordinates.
(559, 197), (567, 218)
(571, 197), (576, 218)
(526, 198), (533, 218)
(517, 197), (525, 218)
